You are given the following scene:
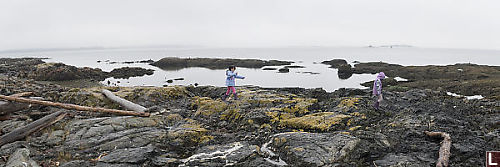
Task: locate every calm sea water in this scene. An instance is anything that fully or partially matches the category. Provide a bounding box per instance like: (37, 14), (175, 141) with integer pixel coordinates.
(1, 47), (499, 92)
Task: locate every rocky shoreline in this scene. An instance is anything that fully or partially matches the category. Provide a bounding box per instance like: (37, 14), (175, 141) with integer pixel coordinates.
(0, 58), (498, 166)
(322, 59), (500, 100)
(0, 58), (154, 82)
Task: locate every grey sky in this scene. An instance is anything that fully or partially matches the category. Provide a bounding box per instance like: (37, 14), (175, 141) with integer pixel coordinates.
(1, 0), (499, 50)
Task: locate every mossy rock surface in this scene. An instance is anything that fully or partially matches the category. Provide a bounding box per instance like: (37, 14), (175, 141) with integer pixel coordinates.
(280, 112), (351, 131)
(191, 96), (228, 116)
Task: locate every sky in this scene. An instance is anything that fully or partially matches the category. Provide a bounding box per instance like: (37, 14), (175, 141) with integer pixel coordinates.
(1, 0), (499, 51)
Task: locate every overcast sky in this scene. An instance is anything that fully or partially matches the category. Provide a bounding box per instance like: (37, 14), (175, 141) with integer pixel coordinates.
(1, 0), (499, 51)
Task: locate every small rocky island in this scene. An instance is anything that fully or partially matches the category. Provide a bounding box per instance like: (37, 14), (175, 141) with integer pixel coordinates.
(150, 57), (293, 70)
(0, 58), (498, 166)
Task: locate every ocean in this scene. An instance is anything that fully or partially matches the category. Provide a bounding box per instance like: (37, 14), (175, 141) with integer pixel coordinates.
(1, 47), (499, 92)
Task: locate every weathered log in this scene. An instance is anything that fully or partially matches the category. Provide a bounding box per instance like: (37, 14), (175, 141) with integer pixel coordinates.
(10, 92), (34, 97)
(0, 111), (67, 146)
(0, 101), (29, 114)
(425, 131), (451, 167)
(0, 92), (34, 114)
(0, 95), (150, 117)
(101, 89), (147, 112)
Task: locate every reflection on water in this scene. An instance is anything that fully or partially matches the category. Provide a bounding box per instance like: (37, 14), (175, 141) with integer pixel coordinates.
(1, 47), (499, 92)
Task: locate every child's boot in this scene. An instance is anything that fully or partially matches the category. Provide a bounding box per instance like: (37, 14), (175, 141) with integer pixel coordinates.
(222, 94), (228, 101)
(374, 101), (379, 110)
(233, 93), (238, 100)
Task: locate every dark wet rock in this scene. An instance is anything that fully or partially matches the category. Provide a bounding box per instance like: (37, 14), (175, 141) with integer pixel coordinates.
(181, 142), (259, 166)
(352, 62), (403, 75)
(137, 59), (155, 64)
(174, 78), (184, 80)
(322, 59), (353, 79)
(333, 88), (370, 97)
(99, 59), (154, 64)
(373, 153), (429, 167)
(151, 156), (180, 166)
(337, 64), (353, 79)
(59, 160), (91, 167)
(109, 67), (154, 79)
(0, 58), (45, 66)
(262, 67), (277, 70)
(166, 80), (173, 83)
(278, 68), (289, 73)
(0, 120), (28, 134)
(62, 116), (169, 152)
(0, 58), (46, 77)
(45, 130), (65, 146)
(95, 163), (139, 167)
(322, 59), (348, 68)
(301, 72), (320, 75)
(186, 86), (227, 99)
(150, 57), (293, 70)
(27, 63), (108, 81)
(284, 65), (305, 68)
(360, 77), (398, 89)
(99, 145), (154, 163)
(0, 141), (29, 160)
(264, 132), (360, 166)
(5, 148), (40, 167)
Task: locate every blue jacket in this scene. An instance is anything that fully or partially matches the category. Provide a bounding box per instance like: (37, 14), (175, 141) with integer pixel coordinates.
(226, 70), (244, 86)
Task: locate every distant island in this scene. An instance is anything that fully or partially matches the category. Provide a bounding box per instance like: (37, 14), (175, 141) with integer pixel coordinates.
(367, 45), (414, 48)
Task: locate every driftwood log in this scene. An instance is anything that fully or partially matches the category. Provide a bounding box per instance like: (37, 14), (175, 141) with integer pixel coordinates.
(425, 131), (451, 167)
(0, 111), (67, 146)
(0, 101), (29, 114)
(101, 89), (147, 112)
(0, 92), (34, 115)
(0, 95), (150, 117)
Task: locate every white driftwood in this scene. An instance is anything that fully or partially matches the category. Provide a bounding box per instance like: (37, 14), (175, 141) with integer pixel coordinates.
(0, 94), (150, 117)
(425, 131), (451, 167)
(101, 89), (147, 112)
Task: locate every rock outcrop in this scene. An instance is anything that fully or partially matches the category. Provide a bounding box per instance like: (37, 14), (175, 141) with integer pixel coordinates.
(0, 58), (155, 81)
(151, 57), (293, 70)
(352, 62), (500, 99)
(321, 59), (353, 79)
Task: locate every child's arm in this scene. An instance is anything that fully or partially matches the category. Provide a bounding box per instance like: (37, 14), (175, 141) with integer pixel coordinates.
(235, 74), (245, 79)
(376, 79), (382, 93)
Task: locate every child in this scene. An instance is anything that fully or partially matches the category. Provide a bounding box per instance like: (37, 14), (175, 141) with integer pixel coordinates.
(223, 65), (245, 101)
(373, 72), (385, 110)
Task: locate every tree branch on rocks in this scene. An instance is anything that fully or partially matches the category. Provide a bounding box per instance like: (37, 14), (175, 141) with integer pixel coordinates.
(101, 89), (146, 112)
(0, 94), (150, 117)
(0, 111), (66, 146)
(425, 131), (451, 167)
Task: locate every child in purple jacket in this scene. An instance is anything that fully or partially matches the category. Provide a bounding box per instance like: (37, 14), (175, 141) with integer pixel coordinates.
(222, 66), (245, 101)
(373, 72), (385, 110)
